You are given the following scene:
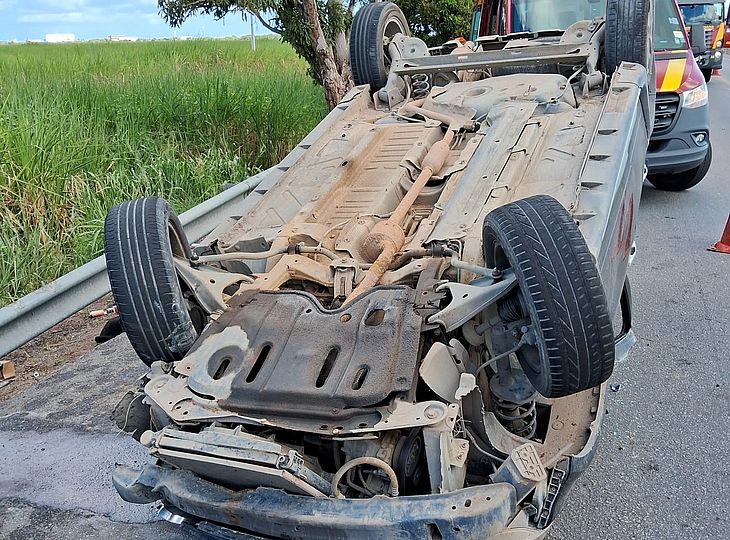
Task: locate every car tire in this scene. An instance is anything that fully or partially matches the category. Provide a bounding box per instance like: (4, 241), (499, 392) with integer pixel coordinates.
(605, 0), (656, 129)
(482, 196), (615, 398)
(701, 68), (713, 82)
(350, 2), (410, 91)
(648, 142), (712, 191)
(104, 197), (198, 366)
(605, 0), (653, 75)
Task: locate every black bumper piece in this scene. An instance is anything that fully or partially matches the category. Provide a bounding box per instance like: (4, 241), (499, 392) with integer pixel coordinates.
(113, 463), (534, 540)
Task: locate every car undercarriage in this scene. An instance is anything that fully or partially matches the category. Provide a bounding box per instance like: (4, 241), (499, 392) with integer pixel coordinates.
(107, 2), (653, 538)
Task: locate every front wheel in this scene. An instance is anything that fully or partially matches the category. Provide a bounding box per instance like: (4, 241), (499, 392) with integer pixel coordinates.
(701, 68), (713, 82)
(482, 196), (615, 398)
(648, 142), (712, 191)
(104, 197), (198, 366)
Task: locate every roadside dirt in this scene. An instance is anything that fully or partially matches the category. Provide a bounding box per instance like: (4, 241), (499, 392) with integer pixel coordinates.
(0, 297), (114, 401)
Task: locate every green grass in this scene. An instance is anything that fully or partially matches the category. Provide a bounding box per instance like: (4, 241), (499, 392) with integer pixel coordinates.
(0, 39), (327, 306)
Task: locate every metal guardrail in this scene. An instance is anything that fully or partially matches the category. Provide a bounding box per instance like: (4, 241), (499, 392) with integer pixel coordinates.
(0, 172), (269, 358)
(0, 84), (363, 359)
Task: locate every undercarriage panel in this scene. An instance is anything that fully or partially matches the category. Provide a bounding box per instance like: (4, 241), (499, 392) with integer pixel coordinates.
(178, 287), (421, 421)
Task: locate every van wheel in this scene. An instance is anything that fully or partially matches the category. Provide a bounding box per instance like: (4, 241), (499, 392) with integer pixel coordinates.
(605, 0), (654, 75)
(648, 142), (712, 191)
(482, 196), (615, 398)
(350, 2), (410, 91)
(104, 197), (198, 366)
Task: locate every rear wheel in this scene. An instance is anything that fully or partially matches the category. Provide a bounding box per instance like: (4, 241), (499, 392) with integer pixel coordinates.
(482, 196), (615, 398)
(604, 0), (655, 127)
(648, 142), (712, 191)
(350, 2), (409, 91)
(604, 0), (653, 76)
(104, 197), (198, 366)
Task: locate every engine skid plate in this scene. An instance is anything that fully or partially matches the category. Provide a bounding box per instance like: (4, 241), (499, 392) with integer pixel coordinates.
(176, 286), (422, 422)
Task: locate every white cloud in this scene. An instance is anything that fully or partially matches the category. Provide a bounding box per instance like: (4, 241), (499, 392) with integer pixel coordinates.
(2, 0), (247, 41)
(18, 11), (98, 23)
(142, 12), (163, 25)
(16, 1), (162, 25)
(0, 0), (18, 11)
(37, 0), (89, 9)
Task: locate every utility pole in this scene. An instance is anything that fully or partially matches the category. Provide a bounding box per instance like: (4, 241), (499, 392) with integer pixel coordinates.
(250, 12), (256, 51)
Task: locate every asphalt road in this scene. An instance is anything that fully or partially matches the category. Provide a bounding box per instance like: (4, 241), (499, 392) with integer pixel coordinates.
(548, 69), (730, 539)
(1, 69), (729, 540)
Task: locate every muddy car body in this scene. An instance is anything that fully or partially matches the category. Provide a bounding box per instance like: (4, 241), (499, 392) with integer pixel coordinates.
(108, 2), (653, 538)
(471, 0), (713, 191)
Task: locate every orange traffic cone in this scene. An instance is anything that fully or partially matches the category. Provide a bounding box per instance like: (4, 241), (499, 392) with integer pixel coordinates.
(708, 215), (730, 254)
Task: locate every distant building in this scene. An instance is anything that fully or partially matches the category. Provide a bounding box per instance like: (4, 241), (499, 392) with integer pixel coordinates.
(45, 34), (76, 43)
(108, 35), (139, 42)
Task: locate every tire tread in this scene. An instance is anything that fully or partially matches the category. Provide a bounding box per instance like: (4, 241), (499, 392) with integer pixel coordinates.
(605, 0), (652, 76)
(350, 2), (408, 90)
(104, 197), (196, 366)
(483, 196), (615, 398)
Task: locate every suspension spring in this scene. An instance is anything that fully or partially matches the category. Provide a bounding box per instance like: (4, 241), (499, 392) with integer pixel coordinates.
(494, 396), (537, 440)
(411, 73), (431, 99)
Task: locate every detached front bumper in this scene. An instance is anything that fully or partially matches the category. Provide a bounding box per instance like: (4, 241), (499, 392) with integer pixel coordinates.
(113, 463), (550, 540)
(647, 100), (710, 175)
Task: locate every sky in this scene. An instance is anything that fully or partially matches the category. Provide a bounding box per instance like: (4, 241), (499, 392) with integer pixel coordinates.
(0, 0), (270, 42)
(3, 1), (730, 43)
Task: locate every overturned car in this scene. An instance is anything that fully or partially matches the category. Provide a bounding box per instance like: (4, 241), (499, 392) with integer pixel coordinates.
(107, 1), (653, 538)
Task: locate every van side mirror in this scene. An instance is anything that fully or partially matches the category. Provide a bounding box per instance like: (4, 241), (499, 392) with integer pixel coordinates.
(690, 23), (706, 54)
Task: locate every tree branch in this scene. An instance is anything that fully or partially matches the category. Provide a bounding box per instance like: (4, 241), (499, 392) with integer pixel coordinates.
(255, 12), (281, 34)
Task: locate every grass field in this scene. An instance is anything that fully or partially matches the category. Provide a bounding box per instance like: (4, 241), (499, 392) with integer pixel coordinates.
(0, 38), (327, 306)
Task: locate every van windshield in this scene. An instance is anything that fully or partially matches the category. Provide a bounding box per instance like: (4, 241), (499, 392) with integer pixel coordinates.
(678, 3), (724, 23)
(508, 0), (688, 51)
(656, 0), (689, 50)
(510, 0), (607, 32)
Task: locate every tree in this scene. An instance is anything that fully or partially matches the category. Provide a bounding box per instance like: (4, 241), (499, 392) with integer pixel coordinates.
(158, 1), (473, 107)
(158, 0), (355, 109)
(396, 0), (472, 47)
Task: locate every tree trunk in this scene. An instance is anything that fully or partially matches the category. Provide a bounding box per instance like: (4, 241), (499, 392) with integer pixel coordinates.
(330, 0), (354, 89)
(333, 30), (354, 89)
(302, 0), (348, 109)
